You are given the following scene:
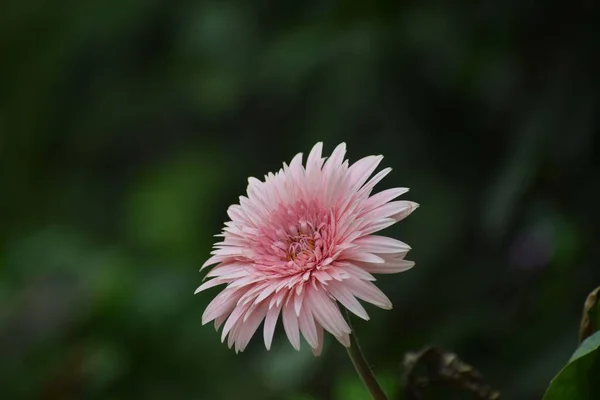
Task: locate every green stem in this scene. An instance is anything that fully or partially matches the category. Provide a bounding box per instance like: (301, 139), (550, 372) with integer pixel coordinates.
(344, 310), (388, 400)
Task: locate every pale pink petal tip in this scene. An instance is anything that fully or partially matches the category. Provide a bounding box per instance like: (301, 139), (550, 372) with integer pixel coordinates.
(198, 142), (417, 354)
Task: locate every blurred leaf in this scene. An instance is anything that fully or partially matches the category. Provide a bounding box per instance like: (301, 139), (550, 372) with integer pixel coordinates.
(39, 344), (87, 400)
(188, 67), (243, 115)
(84, 341), (128, 393)
(378, 372), (400, 399)
(3, 227), (92, 277)
(482, 103), (548, 243)
(178, 2), (255, 62)
(334, 374), (370, 400)
(125, 150), (221, 256)
(580, 286), (600, 343)
(259, 27), (328, 92)
(332, 369), (398, 400)
(288, 396), (316, 400)
(260, 343), (318, 392)
(542, 332), (600, 400)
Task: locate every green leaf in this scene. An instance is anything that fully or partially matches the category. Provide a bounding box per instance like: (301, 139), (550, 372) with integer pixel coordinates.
(542, 331), (600, 400)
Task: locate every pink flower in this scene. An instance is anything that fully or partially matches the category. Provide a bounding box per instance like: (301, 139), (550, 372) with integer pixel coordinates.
(196, 142), (418, 355)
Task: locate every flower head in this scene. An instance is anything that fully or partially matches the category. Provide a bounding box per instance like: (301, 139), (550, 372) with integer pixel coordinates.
(196, 143), (418, 355)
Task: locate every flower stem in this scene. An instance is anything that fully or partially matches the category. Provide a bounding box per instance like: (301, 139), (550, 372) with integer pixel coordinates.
(344, 310), (388, 400)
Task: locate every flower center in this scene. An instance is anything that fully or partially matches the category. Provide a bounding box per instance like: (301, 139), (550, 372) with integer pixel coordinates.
(287, 235), (316, 261)
(254, 200), (334, 275)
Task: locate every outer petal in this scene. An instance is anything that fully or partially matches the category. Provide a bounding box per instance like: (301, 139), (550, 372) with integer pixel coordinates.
(347, 155), (383, 191)
(360, 259), (415, 274)
(328, 283), (370, 320)
(311, 325), (324, 356)
(298, 305), (319, 349)
(353, 235), (411, 254)
(306, 142), (324, 177)
(282, 301), (301, 350)
(235, 303), (269, 352)
(202, 288), (245, 325)
(264, 304), (281, 350)
(363, 188), (409, 212)
(307, 284), (351, 336)
(344, 279), (393, 310)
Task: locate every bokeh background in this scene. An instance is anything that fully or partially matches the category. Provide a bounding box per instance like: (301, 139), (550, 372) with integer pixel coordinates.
(1, 1), (599, 399)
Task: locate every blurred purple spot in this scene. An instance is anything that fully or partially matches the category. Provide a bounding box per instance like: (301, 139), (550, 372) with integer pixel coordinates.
(510, 222), (556, 270)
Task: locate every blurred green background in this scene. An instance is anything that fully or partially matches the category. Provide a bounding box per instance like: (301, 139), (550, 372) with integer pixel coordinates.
(1, 1), (599, 399)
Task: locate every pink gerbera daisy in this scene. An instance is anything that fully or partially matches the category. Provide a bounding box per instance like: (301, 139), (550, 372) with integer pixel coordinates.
(196, 142), (418, 355)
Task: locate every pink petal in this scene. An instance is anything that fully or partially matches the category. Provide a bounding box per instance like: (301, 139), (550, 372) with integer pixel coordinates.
(221, 302), (251, 342)
(298, 306), (319, 349)
(322, 143), (347, 187)
(339, 249), (385, 264)
(361, 259), (415, 274)
(335, 332), (351, 347)
(282, 303), (301, 350)
(214, 314), (227, 330)
(227, 321), (242, 349)
(345, 279), (393, 310)
(363, 187), (409, 212)
(390, 201), (420, 221)
(206, 263), (252, 279)
(306, 142), (324, 177)
(226, 204), (245, 221)
(360, 218), (397, 236)
(263, 304), (281, 350)
(354, 235), (411, 254)
(358, 167), (392, 196)
(194, 278), (227, 294)
(211, 246), (244, 257)
(235, 303), (269, 352)
(347, 155), (383, 190)
(201, 255), (225, 270)
(294, 291), (303, 316)
(324, 143), (346, 170)
(365, 201), (416, 222)
(202, 289), (244, 325)
(336, 262), (376, 281)
(238, 282), (271, 306)
(306, 285), (351, 336)
(328, 283), (370, 320)
(288, 152), (304, 174)
(311, 325), (325, 356)
(253, 282), (279, 304)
